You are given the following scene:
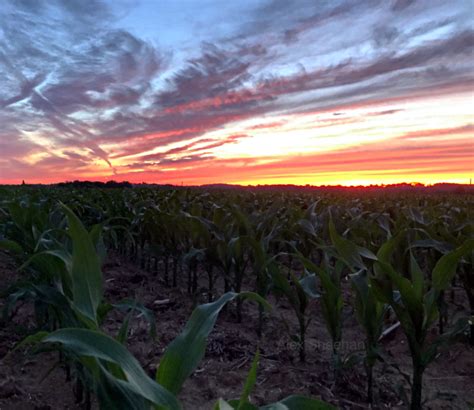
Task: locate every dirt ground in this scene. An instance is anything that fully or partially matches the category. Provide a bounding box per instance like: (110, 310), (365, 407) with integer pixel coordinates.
(0, 250), (473, 409)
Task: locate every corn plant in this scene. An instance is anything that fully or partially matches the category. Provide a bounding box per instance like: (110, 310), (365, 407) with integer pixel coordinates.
(350, 270), (388, 404)
(13, 205), (273, 409)
(328, 217), (386, 402)
(293, 251), (343, 381)
(271, 263), (319, 362)
(5, 203), (160, 406)
(1, 185), (472, 408)
(214, 349), (335, 410)
(31, 291), (284, 409)
(371, 233), (473, 409)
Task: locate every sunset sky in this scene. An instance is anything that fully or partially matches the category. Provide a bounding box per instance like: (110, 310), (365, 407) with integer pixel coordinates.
(0, 0), (473, 186)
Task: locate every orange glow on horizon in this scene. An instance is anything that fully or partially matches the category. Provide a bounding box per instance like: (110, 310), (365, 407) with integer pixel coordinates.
(2, 91), (473, 187)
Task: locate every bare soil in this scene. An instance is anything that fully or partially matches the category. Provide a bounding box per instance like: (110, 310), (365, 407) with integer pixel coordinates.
(0, 250), (473, 409)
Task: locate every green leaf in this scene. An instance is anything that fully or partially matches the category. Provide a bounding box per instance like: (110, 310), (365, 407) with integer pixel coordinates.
(376, 260), (422, 327)
(96, 368), (148, 410)
(376, 231), (405, 264)
(410, 239), (453, 254)
(0, 239), (23, 253)
(432, 239), (474, 291)
(299, 274), (320, 299)
(271, 267), (299, 308)
(421, 317), (469, 367)
(44, 328), (180, 410)
(13, 330), (49, 352)
(117, 312), (132, 344)
(356, 246), (377, 261)
(61, 203), (103, 326)
(90, 223), (107, 265)
(19, 249), (73, 295)
(329, 218), (365, 270)
(114, 299), (157, 339)
(214, 399), (237, 410)
(408, 207), (425, 225)
(157, 292), (269, 395)
(297, 219), (316, 237)
(4, 284), (78, 327)
(409, 253), (424, 299)
(350, 270), (370, 326)
(260, 395), (335, 410)
(237, 349), (260, 409)
(20, 249), (72, 273)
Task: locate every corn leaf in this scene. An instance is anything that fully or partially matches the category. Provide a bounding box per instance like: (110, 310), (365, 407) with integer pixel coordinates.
(214, 399), (240, 410)
(157, 292), (270, 395)
(329, 218), (366, 270)
(260, 395), (336, 409)
(0, 239), (23, 253)
(432, 239), (474, 291)
(237, 349), (260, 409)
(44, 328), (180, 410)
(61, 203), (103, 326)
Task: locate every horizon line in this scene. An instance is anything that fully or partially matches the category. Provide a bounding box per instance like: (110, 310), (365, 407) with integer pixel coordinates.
(3, 180), (473, 189)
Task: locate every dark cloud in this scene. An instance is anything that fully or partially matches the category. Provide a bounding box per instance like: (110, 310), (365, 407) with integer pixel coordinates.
(132, 134), (250, 165)
(391, 0), (416, 12)
(62, 151), (91, 161)
(40, 30), (161, 114)
(156, 43), (266, 109)
(8, 0), (111, 21)
(34, 154), (90, 168)
(158, 154), (215, 166)
(369, 109), (403, 116)
(58, 0), (112, 24)
(125, 153), (215, 169)
(373, 25), (400, 48)
(281, 1), (363, 44)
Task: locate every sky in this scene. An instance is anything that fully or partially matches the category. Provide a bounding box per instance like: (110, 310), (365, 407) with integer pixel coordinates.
(0, 0), (473, 186)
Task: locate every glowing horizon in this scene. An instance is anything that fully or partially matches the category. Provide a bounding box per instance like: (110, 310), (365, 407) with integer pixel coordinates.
(1, 1), (473, 186)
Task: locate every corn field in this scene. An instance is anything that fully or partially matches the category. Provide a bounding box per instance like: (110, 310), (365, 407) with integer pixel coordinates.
(0, 185), (472, 409)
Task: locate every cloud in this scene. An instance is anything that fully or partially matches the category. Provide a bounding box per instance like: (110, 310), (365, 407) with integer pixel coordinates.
(0, 1), (164, 174)
(1, 0), (472, 184)
(126, 134), (250, 168)
(0, 133), (41, 158)
(99, 27), (473, 159)
(155, 43), (267, 110)
(281, 1), (362, 44)
(247, 121), (287, 130)
(395, 124), (474, 140)
(40, 30), (162, 114)
(106, 134), (473, 186)
(391, 0), (416, 12)
(266, 30), (473, 98)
